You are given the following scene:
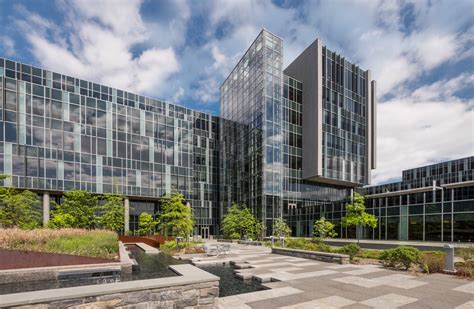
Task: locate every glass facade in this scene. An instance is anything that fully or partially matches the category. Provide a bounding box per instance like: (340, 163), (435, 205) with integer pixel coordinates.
(322, 47), (369, 184)
(363, 157), (474, 242)
(282, 76), (350, 237)
(220, 30), (284, 230)
(0, 57), (218, 235)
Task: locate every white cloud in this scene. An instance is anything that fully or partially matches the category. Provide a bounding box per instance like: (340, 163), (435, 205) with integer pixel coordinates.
(14, 0), (180, 97)
(0, 36), (16, 57)
(6, 0), (473, 185)
(372, 74), (474, 184)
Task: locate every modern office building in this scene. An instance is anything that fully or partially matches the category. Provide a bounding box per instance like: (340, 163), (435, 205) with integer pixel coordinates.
(220, 30), (377, 236)
(361, 157), (474, 242)
(1, 29), (380, 238)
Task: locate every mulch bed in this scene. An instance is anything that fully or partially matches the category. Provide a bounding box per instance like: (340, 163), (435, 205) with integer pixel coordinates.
(0, 249), (117, 270)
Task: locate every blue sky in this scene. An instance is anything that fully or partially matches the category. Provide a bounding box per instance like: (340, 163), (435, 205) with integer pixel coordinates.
(0, 0), (473, 184)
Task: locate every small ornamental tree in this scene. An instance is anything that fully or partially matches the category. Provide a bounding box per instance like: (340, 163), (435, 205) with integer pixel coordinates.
(138, 212), (158, 235)
(50, 190), (98, 229)
(98, 194), (125, 233)
(220, 203), (256, 240)
(239, 207), (256, 239)
(313, 217), (337, 240)
(255, 221), (266, 241)
(220, 203), (241, 239)
(342, 192), (377, 243)
(272, 217), (292, 238)
(160, 191), (193, 239)
(0, 189), (41, 229)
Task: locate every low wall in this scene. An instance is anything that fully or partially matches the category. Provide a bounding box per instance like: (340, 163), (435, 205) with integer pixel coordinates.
(324, 239), (454, 251)
(1, 265), (219, 309)
(272, 247), (350, 264)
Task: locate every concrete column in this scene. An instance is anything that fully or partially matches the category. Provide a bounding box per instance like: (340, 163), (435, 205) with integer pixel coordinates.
(444, 244), (455, 272)
(42, 192), (50, 227)
(124, 197), (130, 233)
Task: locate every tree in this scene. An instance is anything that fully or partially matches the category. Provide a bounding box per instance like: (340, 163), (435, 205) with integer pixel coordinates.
(341, 192), (377, 243)
(313, 217), (337, 240)
(0, 189), (41, 229)
(48, 209), (76, 229)
(98, 194), (124, 233)
(160, 191), (193, 239)
(220, 203), (256, 240)
(49, 190), (98, 229)
(272, 217), (292, 238)
(239, 207), (256, 239)
(254, 221), (266, 241)
(138, 212), (158, 235)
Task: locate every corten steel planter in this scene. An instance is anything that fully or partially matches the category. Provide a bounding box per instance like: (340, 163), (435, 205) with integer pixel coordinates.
(119, 235), (174, 248)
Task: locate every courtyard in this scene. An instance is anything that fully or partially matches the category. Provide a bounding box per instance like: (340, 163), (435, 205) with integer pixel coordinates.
(189, 242), (474, 309)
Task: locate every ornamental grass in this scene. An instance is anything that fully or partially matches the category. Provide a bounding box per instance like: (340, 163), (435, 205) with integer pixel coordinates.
(0, 228), (118, 260)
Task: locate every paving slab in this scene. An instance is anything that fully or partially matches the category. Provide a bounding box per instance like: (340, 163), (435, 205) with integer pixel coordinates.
(279, 295), (356, 309)
(452, 282), (474, 294)
(272, 269), (338, 282)
(218, 287), (303, 308)
(456, 301), (474, 309)
(359, 293), (418, 308)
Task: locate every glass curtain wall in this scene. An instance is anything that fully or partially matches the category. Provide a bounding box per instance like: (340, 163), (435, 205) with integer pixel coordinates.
(0, 57), (219, 233)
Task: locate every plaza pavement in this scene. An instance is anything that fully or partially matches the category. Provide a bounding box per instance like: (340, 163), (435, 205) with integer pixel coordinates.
(188, 242), (473, 309)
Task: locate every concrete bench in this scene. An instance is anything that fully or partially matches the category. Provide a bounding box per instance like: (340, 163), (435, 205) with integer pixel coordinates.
(271, 247), (350, 264)
(238, 240), (263, 246)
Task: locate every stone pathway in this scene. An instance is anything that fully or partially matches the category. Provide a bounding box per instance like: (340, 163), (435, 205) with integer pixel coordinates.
(189, 242), (474, 309)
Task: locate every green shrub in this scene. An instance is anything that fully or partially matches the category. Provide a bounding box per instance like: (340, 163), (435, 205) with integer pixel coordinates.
(455, 246), (474, 261)
(356, 249), (384, 260)
(303, 242), (318, 251)
(46, 232), (118, 259)
(263, 240), (273, 247)
(285, 238), (309, 250)
(161, 240), (186, 252)
(380, 246), (421, 270)
(421, 251), (445, 274)
(422, 264), (430, 273)
(337, 243), (360, 260)
(314, 241), (333, 253)
(161, 240), (203, 255)
(455, 261), (474, 279)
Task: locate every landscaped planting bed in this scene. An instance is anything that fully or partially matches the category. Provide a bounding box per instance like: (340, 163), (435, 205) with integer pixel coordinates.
(0, 228), (118, 260)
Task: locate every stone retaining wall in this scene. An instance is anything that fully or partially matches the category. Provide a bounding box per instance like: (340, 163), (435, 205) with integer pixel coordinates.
(272, 247), (350, 264)
(1, 265), (219, 309)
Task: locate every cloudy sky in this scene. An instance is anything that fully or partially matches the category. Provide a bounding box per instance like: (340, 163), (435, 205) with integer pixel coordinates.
(0, 0), (473, 184)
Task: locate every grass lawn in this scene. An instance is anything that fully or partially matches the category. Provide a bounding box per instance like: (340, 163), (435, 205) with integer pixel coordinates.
(0, 228), (118, 260)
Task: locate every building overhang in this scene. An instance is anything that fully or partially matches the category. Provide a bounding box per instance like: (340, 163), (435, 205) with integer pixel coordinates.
(366, 185), (443, 198)
(366, 180), (474, 198)
(306, 175), (362, 188)
(441, 180), (474, 189)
